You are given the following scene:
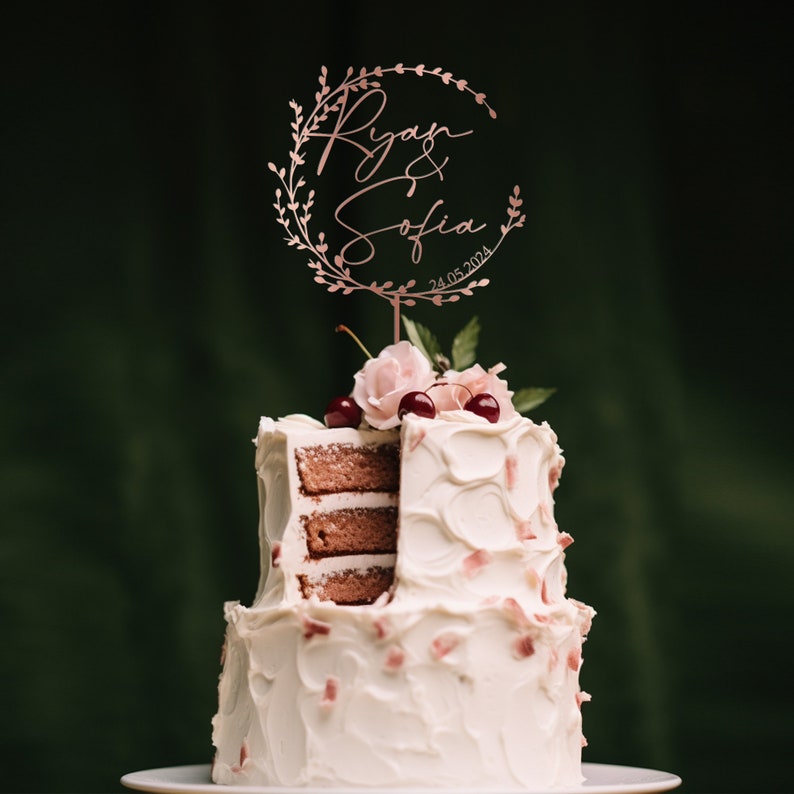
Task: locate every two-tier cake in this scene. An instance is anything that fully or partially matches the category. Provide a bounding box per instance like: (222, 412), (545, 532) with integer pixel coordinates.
(211, 340), (595, 788)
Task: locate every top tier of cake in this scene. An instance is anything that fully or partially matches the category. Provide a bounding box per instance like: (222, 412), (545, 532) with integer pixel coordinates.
(253, 410), (573, 617)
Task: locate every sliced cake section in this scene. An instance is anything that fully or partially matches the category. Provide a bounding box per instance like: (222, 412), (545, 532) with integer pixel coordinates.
(253, 415), (400, 608)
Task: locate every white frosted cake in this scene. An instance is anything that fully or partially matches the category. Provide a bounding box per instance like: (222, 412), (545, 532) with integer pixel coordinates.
(211, 340), (595, 788)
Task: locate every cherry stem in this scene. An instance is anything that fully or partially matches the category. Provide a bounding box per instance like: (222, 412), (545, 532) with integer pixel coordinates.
(427, 381), (474, 399)
(336, 325), (373, 359)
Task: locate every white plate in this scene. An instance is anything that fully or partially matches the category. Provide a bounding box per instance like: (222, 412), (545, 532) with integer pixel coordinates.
(121, 763), (681, 794)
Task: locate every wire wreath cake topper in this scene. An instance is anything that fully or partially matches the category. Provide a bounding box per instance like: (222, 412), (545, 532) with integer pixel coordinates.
(268, 64), (526, 342)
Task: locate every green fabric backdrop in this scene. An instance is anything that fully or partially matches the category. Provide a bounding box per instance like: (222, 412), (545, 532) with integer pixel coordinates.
(2, 3), (791, 793)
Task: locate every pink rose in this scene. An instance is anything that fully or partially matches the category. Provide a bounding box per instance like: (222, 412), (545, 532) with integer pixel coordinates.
(431, 362), (517, 420)
(352, 341), (436, 429)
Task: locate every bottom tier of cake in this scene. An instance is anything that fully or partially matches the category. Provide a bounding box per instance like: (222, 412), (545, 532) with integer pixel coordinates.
(211, 598), (591, 789)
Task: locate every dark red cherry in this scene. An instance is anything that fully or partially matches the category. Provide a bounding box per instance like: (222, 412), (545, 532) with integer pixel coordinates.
(464, 392), (500, 423)
(398, 390), (436, 420)
(324, 396), (362, 428)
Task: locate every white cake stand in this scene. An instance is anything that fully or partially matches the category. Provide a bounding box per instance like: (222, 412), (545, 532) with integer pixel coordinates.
(121, 763), (682, 794)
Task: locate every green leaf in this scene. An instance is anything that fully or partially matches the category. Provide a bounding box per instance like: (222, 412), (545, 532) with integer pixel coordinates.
(450, 316), (480, 370)
(402, 316), (443, 367)
(512, 387), (556, 413)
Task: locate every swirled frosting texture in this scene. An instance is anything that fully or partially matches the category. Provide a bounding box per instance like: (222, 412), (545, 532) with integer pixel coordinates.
(394, 411), (569, 609)
(212, 412), (594, 788)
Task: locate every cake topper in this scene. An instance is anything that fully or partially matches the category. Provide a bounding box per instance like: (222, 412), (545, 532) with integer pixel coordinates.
(269, 64), (526, 342)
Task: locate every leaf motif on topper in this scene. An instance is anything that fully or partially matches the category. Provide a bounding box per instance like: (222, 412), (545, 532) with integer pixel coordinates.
(268, 64), (527, 340)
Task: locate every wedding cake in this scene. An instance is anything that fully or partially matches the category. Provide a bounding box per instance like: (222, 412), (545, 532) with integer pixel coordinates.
(211, 339), (595, 788)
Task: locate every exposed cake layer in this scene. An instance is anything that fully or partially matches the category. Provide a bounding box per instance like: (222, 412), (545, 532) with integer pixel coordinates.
(299, 565), (395, 605)
(296, 443), (400, 495)
(303, 507), (398, 558)
(253, 415), (400, 608)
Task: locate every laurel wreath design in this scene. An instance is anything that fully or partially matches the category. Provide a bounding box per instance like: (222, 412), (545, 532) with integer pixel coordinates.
(268, 64), (526, 309)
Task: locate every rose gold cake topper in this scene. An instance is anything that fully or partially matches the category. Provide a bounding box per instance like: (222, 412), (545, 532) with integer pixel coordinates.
(268, 64), (526, 342)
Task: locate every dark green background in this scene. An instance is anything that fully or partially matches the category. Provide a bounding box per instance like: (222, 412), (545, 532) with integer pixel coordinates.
(2, 3), (791, 793)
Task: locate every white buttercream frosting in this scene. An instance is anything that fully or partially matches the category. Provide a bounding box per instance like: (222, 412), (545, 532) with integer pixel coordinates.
(395, 410), (567, 609)
(212, 411), (595, 789)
